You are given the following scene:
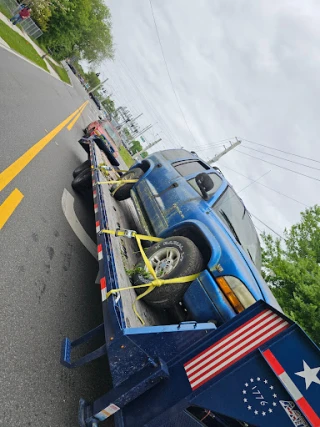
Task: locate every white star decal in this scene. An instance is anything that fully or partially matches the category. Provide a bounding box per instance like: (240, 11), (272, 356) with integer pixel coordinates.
(273, 393), (277, 398)
(268, 408), (273, 413)
(248, 405), (252, 410)
(245, 383), (249, 387)
(269, 385), (274, 390)
(254, 410), (259, 415)
(250, 378), (254, 382)
(273, 402), (277, 407)
(243, 398), (247, 402)
(295, 361), (320, 390)
(262, 411), (266, 416)
(264, 379), (268, 384)
(242, 390), (247, 394)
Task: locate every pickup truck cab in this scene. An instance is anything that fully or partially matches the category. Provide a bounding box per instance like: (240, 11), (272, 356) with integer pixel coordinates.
(114, 148), (281, 326)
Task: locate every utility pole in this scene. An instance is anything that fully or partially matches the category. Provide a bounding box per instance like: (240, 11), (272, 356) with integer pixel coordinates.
(207, 138), (241, 163)
(136, 138), (162, 156)
(131, 124), (152, 140)
(88, 78), (109, 93)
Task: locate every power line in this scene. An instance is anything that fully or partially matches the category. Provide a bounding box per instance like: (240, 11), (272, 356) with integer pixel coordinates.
(194, 138), (238, 152)
(116, 58), (182, 148)
(241, 145), (320, 172)
(196, 143), (228, 153)
(234, 149), (320, 183)
(218, 162), (308, 207)
(250, 213), (284, 239)
(242, 138), (320, 165)
(148, 0), (197, 145)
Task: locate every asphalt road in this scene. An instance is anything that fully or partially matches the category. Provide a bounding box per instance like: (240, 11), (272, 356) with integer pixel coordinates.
(0, 48), (113, 426)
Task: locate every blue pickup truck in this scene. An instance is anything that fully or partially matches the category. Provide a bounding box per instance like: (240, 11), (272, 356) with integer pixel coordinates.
(112, 148), (281, 325)
(63, 143), (320, 427)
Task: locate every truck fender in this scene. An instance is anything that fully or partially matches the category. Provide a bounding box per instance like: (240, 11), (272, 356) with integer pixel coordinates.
(160, 219), (222, 271)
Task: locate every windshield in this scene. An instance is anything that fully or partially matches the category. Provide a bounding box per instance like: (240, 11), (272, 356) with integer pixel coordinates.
(103, 121), (121, 146)
(213, 187), (261, 270)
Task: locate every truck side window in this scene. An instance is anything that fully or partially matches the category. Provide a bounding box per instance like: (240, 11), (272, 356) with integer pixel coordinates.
(188, 173), (223, 197)
(173, 160), (210, 176)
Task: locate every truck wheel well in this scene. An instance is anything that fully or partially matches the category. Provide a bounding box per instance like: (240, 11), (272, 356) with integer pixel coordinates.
(139, 160), (150, 173)
(169, 225), (212, 266)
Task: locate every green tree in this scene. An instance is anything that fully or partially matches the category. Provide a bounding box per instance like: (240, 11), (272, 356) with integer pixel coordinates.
(141, 151), (148, 159)
(123, 127), (132, 140)
(262, 205), (320, 344)
(29, 0), (52, 31)
(85, 71), (100, 90)
(102, 97), (115, 113)
(40, 0), (114, 62)
(76, 0), (114, 64)
(130, 141), (142, 154)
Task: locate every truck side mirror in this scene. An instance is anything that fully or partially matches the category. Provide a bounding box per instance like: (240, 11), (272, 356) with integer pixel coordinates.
(195, 173), (214, 200)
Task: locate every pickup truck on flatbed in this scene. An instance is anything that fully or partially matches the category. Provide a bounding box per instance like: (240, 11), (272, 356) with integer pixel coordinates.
(61, 139), (320, 427)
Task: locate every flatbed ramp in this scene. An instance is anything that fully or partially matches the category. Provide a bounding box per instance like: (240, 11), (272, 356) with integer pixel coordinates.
(61, 140), (320, 427)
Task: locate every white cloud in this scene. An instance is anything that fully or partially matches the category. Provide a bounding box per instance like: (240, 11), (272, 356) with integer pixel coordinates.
(103, 0), (320, 236)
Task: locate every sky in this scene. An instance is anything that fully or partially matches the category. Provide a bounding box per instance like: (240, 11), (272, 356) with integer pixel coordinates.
(100, 0), (320, 238)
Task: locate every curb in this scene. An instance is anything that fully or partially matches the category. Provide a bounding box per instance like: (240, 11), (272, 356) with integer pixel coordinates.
(0, 43), (73, 87)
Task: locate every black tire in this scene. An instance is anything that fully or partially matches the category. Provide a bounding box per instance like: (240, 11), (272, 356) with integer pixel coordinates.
(71, 168), (92, 192)
(112, 168), (143, 201)
(132, 236), (204, 309)
(72, 160), (91, 178)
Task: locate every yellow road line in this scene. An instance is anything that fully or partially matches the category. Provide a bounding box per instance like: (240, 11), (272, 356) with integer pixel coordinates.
(67, 102), (88, 131)
(0, 101), (88, 192)
(0, 189), (24, 230)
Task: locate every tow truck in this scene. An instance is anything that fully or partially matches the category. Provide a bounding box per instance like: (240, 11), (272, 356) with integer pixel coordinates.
(61, 138), (320, 427)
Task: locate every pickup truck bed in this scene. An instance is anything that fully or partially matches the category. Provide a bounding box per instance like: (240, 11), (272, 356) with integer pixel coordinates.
(94, 145), (170, 328)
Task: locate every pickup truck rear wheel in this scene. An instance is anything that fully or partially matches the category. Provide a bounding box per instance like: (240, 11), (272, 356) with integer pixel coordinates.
(112, 168), (144, 201)
(72, 160), (91, 178)
(132, 236), (204, 309)
(71, 168), (92, 192)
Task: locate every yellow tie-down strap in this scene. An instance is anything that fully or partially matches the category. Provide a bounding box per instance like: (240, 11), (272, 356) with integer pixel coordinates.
(95, 164), (139, 196)
(96, 179), (139, 196)
(99, 229), (200, 325)
(97, 163), (128, 179)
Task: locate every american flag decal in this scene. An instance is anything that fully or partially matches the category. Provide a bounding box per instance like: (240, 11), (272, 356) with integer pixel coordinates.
(184, 309), (289, 391)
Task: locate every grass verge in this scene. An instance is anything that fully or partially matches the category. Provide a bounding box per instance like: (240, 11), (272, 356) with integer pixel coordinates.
(119, 145), (135, 167)
(0, 20), (48, 71)
(0, 4), (11, 19)
(47, 58), (71, 84)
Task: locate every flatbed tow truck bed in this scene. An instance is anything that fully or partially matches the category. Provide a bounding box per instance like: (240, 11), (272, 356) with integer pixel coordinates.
(61, 140), (320, 427)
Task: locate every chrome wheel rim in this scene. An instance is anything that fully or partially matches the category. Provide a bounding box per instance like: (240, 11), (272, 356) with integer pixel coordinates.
(146, 247), (180, 277)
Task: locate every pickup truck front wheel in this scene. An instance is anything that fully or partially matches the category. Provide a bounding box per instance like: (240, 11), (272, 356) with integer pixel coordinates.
(112, 168), (143, 201)
(132, 236), (204, 309)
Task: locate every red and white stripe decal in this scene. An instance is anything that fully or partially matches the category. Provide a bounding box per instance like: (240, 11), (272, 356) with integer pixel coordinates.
(96, 220), (100, 233)
(184, 309), (289, 390)
(92, 179), (96, 185)
(94, 203), (98, 214)
(93, 189), (97, 199)
(97, 244), (103, 261)
(100, 277), (107, 301)
(263, 349), (320, 427)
